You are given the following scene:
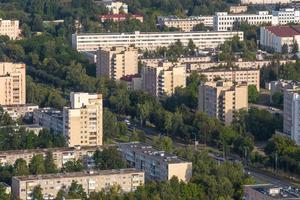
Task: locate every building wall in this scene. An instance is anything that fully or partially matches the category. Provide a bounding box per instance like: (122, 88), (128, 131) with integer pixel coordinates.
(96, 47), (138, 80)
(0, 62), (26, 106)
(105, 1), (128, 14)
(241, 0), (291, 5)
(0, 146), (100, 169)
(0, 19), (21, 39)
(198, 81), (248, 125)
(63, 93), (103, 147)
(168, 163), (193, 182)
(33, 108), (63, 134)
(12, 169), (144, 200)
(2, 104), (39, 121)
(72, 31), (244, 52)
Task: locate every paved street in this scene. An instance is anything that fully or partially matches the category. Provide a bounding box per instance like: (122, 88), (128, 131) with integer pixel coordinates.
(250, 103), (283, 115)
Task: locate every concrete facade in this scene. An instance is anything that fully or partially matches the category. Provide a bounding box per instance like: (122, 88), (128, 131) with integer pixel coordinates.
(63, 92), (103, 147)
(118, 142), (192, 182)
(33, 107), (63, 134)
(198, 81), (248, 125)
(0, 19), (21, 39)
(96, 47), (138, 80)
(12, 169), (144, 200)
(0, 62), (26, 106)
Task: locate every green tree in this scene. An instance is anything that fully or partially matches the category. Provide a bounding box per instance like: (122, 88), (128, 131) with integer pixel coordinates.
(153, 136), (173, 152)
(29, 154), (46, 175)
(248, 85), (259, 103)
(93, 148), (126, 170)
(282, 43), (289, 54)
(66, 181), (87, 200)
(31, 185), (43, 200)
(62, 160), (84, 172)
(292, 42), (299, 54)
(13, 158), (29, 176)
(45, 151), (57, 173)
(0, 183), (10, 200)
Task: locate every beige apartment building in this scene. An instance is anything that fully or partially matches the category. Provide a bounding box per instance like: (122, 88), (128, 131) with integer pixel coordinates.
(0, 62), (26, 106)
(119, 142), (192, 182)
(0, 19), (21, 39)
(142, 62), (186, 97)
(2, 104), (38, 121)
(198, 68), (260, 91)
(12, 169), (144, 200)
(198, 81), (248, 125)
(96, 47), (138, 80)
(0, 146), (101, 169)
(63, 92), (103, 147)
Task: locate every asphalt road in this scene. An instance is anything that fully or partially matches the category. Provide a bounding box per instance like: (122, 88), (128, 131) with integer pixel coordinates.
(249, 103), (283, 115)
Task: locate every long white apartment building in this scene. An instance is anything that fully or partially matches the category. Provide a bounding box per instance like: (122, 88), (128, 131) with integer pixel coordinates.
(0, 19), (21, 39)
(72, 31), (243, 52)
(214, 8), (300, 31)
(284, 87), (300, 145)
(241, 0), (292, 5)
(157, 16), (214, 32)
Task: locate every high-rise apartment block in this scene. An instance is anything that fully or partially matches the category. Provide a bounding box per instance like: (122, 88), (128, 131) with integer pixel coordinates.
(283, 88), (300, 145)
(63, 92), (103, 147)
(198, 81), (248, 125)
(119, 142), (192, 182)
(96, 47), (138, 80)
(0, 19), (21, 39)
(0, 62), (26, 106)
(142, 62), (186, 97)
(12, 169), (144, 200)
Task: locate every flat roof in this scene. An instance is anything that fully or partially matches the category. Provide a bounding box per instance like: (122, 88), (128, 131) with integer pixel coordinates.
(119, 142), (191, 164)
(13, 168), (143, 181)
(247, 184), (300, 199)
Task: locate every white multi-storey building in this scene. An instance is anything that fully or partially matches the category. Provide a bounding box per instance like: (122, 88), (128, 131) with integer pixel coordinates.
(213, 11), (274, 31)
(72, 31), (243, 52)
(157, 16), (214, 32)
(272, 8), (300, 25)
(241, 0), (292, 4)
(284, 88), (300, 145)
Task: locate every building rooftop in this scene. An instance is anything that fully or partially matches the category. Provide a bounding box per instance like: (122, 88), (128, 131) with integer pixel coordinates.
(13, 168), (143, 181)
(119, 142), (191, 164)
(247, 184), (300, 199)
(100, 14), (143, 18)
(34, 107), (63, 119)
(265, 25), (300, 37)
(120, 74), (141, 82)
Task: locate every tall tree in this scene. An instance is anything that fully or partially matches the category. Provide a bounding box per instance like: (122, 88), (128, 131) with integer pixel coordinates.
(66, 181), (87, 200)
(13, 158), (29, 176)
(44, 151), (57, 173)
(29, 154), (46, 175)
(31, 185), (43, 200)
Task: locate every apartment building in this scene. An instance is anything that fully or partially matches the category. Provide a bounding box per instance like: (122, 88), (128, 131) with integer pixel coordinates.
(283, 87), (300, 145)
(198, 68), (260, 91)
(2, 104), (39, 121)
(120, 74), (142, 91)
(269, 79), (300, 97)
(244, 184), (300, 200)
(141, 56), (212, 67)
(241, 0), (292, 4)
(100, 14), (143, 22)
(72, 31), (244, 52)
(188, 60), (295, 71)
(260, 25), (300, 53)
(229, 6), (248, 14)
(118, 142), (192, 182)
(0, 62), (26, 106)
(103, 1), (128, 14)
(142, 62), (186, 97)
(0, 146), (101, 168)
(213, 11), (273, 31)
(63, 92), (103, 147)
(33, 107), (63, 134)
(96, 47), (138, 80)
(157, 16), (214, 32)
(12, 169), (144, 200)
(0, 19), (21, 39)
(272, 8), (300, 25)
(198, 81), (248, 125)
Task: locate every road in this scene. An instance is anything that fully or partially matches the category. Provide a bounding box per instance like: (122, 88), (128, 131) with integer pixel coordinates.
(250, 103), (283, 115)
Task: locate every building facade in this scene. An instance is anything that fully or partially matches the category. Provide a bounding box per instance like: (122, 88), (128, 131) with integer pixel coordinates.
(283, 88), (300, 145)
(0, 19), (21, 39)
(198, 81), (248, 125)
(229, 6), (248, 14)
(142, 62), (186, 97)
(63, 92), (103, 147)
(96, 47), (138, 80)
(12, 169), (144, 200)
(0, 62), (26, 106)
(118, 142), (192, 182)
(0, 146), (101, 169)
(33, 107), (64, 134)
(157, 16), (214, 31)
(260, 25), (300, 53)
(72, 31), (244, 52)
(241, 0), (292, 4)
(198, 68), (260, 91)
(120, 74), (143, 91)
(103, 1), (128, 14)
(100, 14), (143, 22)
